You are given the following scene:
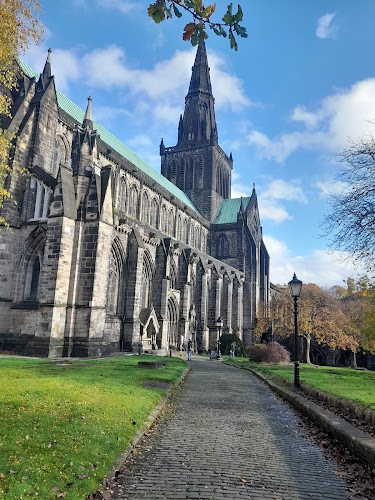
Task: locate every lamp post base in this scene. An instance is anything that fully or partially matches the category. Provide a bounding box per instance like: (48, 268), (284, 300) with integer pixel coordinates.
(294, 361), (300, 388)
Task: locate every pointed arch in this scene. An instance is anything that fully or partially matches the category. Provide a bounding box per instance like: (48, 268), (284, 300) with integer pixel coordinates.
(168, 208), (175, 236)
(178, 160), (185, 191)
(167, 295), (179, 349)
(128, 184), (139, 218)
(169, 257), (178, 290)
(150, 197), (159, 228)
(197, 156), (203, 188)
(141, 250), (154, 309)
(53, 134), (70, 176)
(161, 204), (168, 233)
(188, 158), (194, 189)
(141, 190), (150, 224)
(14, 226), (46, 302)
(182, 218), (188, 243)
(118, 177), (127, 213)
(176, 214), (182, 241)
(107, 238), (125, 315)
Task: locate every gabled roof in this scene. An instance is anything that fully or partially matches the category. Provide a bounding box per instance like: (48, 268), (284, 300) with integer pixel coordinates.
(18, 60), (198, 214)
(214, 197), (251, 225)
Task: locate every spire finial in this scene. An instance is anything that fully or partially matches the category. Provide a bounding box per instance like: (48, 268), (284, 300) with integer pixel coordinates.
(83, 96), (93, 129)
(41, 48), (52, 85)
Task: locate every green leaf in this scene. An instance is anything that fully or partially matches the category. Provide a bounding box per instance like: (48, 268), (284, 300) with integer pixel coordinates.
(234, 4), (243, 22)
(233, 23), (247, 38)
(148, 1), (166, 23)
(229, 31), (238, 50)
(173, 4), (182, 18)
(219, 25), (227, 37)
(212, 25), (221, 36)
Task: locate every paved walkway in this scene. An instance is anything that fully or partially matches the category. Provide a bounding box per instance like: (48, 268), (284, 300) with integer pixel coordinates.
(110, 357), (347, 499)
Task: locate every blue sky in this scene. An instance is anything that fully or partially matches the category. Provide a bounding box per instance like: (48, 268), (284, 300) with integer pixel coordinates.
(23, 0), (375, 287)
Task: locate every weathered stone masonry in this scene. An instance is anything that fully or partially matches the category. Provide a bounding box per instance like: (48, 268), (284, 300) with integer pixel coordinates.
(0, 44), (270, 357)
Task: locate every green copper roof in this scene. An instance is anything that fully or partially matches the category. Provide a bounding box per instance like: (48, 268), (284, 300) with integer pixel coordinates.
(214, 197), (251, 224)
(18, 60), (198, 214)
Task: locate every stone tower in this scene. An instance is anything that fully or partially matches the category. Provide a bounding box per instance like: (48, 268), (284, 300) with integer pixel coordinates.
(160, 42), (233, 222)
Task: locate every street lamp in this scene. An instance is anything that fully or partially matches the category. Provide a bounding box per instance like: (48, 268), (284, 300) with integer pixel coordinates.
(216, 317), (223, 360)
(288, 273), (303, 389)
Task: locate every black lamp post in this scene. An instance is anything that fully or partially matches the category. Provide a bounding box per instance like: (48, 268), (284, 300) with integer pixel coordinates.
(216, 317), (223, 360)
(288, 273), (303, 389)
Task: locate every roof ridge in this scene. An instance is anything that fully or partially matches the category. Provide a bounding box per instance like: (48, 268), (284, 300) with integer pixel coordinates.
(18, 59), (198, 214)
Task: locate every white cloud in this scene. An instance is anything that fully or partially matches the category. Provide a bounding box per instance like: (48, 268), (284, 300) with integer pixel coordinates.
(259, 204), (292, 223)
(316, 12), (337, 40)
(24, 42), (250, 125)
(314, 178), (349, 197)
(248, 79), (375, 162)
(97, 0), (137, 13)
(291, 106), (321, 129)
(264, 235), (365, 287)
(248, 129), (325, 163)
(261, 179), (307, 203)
(74, 0), (138, 13)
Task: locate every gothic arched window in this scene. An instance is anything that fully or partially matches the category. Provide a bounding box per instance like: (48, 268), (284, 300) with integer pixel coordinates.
(128, 185), (138, 218)
(182, 218), (188, 243)
(119, 178), (126, 212)
(197, 157), (203, 188)
(161, 204), (168, 233)
(188, 158), (194, 190)
(176, 214), (182, 241)
(141, 191), (150, 224)
(28, 258), (41, 301)
(107, 240), (124, 315)
(150, 198), (159, 228)
(141, 252), (153, 309)
(178, 161), (185, 191)
(168, 209), (175, 236)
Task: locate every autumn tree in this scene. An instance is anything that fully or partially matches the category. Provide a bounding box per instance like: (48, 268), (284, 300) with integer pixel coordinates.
(148, 1), (248, 50)
(268, 283), (355, 364)
(322, 136), (375, 272)
(339, 277), (375, 367)
(0, 0), (42, 225)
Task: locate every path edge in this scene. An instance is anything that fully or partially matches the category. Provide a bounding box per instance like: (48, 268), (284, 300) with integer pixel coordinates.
(99, 364), (191, 495)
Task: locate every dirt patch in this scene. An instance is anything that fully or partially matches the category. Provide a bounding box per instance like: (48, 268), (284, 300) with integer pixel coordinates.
(142, 380), (171, 390)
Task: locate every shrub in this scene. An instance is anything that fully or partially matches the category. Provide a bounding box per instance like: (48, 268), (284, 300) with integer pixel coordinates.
(246, 342), (290, 364)
(220, 333), (244, 356)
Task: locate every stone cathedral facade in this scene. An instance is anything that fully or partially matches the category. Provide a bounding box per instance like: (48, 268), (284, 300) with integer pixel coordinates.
(0, 44), (270, 357)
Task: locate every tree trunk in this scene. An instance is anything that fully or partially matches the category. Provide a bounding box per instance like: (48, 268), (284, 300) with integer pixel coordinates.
(302, 334), (311, 364)
(351, 350), (357, 369)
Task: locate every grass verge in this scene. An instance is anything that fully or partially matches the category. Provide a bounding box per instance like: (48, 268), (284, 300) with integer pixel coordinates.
(0, 355), (186, 499)
(225, 357), (375, 411)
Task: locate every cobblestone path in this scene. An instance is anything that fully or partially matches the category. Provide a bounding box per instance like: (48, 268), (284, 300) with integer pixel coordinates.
(110, 358), (346, 499)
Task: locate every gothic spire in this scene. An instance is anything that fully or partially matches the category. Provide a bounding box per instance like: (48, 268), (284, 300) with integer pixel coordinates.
(177, 41), (218, 147)
(42, 48), (52, 81)
(188, 41), (212, 95)
(82, 96), (93, 130)
(37, 48), (52, 91)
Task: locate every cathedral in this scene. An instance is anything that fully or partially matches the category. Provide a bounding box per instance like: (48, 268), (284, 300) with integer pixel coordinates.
(0, 43), (270, 357)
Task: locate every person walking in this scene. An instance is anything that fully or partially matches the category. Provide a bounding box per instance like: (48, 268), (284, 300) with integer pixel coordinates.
(187, 339), (193, 361)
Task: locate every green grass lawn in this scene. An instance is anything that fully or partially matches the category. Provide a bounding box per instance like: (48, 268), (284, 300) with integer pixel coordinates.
(225, 357), (375, 411)
(0, 355), (186, 499)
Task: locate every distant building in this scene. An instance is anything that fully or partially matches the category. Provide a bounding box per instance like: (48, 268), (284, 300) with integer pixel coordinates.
(0, 44), (270, 357)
